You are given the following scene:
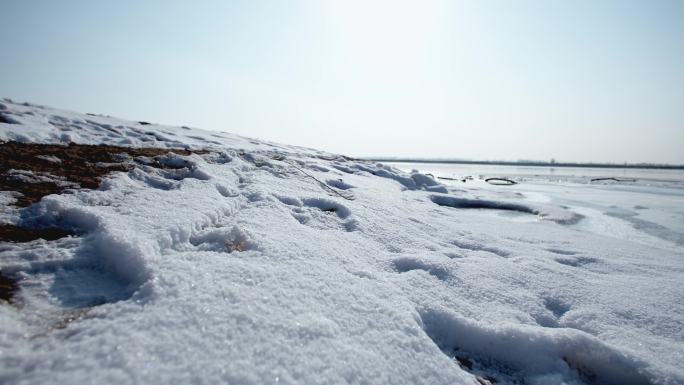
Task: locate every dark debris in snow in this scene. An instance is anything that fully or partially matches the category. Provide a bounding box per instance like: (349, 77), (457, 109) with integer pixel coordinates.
(0, 141), (200, 207)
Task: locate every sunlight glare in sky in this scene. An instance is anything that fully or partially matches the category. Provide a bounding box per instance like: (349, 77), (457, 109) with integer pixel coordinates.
(1, 0), (682, 163)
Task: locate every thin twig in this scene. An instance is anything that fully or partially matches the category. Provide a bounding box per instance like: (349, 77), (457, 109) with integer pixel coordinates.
(285, 160), (354, 201)
(485, 177), (517, 185)
(590, 177), (636, 182)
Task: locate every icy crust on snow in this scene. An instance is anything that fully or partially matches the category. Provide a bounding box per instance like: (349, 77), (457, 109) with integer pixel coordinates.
(1, 99), (683, 385)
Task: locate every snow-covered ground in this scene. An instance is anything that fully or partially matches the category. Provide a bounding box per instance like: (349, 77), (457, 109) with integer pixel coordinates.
(1, 99), (683, 385)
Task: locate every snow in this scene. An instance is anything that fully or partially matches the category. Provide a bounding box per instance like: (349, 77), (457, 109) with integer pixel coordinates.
(1, 99), (683, 384)
(6, 169), (75, 187)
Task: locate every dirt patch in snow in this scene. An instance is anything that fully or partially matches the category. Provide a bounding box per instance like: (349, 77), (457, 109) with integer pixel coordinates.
(0, 224), (76, 242)
(0, 272), (18, 302)
(0, 142), (209, 307)
(0, 141), (200, 207)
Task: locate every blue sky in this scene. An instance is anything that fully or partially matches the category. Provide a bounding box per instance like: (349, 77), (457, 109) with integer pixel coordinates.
(1, 0), (683, 163)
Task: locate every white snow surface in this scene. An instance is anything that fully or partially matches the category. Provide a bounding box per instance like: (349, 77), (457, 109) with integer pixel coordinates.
(0, 99), (683, 385)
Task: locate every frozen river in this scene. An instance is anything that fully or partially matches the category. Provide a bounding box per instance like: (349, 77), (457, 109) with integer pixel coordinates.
(388, 162), (684, 252)
(386, 162), (684, 184)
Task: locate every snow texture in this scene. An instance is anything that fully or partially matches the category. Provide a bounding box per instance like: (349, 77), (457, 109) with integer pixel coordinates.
(1, 99), (683, 385)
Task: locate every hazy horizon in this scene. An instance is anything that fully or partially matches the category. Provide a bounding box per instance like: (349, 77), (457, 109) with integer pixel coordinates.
(1, 0), (683, 164)
(366, 156), (684, 166)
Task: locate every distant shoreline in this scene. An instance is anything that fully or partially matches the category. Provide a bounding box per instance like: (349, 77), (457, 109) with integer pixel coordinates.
(365, 158), (684, 170)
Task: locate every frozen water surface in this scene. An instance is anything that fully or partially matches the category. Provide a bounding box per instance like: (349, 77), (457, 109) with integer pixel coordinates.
(1, 100), (683, 385)
(391, 162), (684, 253)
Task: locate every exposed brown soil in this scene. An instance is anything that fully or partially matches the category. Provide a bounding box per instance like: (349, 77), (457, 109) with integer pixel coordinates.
(0, 141), (198, 207)
(0, 272), (18, 302)
(0, 224), (75, 304)
(0, 224), (76, 242)
(0, 141), (207, 304)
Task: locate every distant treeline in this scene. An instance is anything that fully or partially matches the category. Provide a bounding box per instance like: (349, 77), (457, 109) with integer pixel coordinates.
(365, 158), (684, 170)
